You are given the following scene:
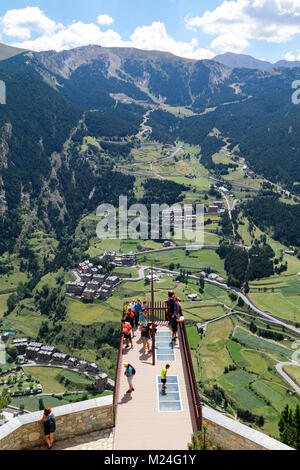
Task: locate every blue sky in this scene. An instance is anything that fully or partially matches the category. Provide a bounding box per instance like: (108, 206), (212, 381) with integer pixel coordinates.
(1, 1), (300, 62)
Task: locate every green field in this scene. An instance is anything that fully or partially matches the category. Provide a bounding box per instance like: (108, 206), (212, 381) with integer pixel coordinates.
(227, 341), (249, 368)
(221, 370), (253, 389)
(241, 350), (268, 374)
(233, 328), (293, 360)
(232, 387), (265, 411)
(24, 367), (68, 393)
(186, 326), (201, 349)
(252, 381), (283, 403)
(199, 317), (233, 380)
(23, 367), (93, 394)
(11, 391), (112, 412)
(283, 365), (300, 386)
(137, 248), (226, 277)
(0, 293), (10, 317)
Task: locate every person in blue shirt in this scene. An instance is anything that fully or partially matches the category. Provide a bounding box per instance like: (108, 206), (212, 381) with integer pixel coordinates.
(124, 363), (135, 393)
(140, 308), (147, 327)
(134, 299), (142, 328)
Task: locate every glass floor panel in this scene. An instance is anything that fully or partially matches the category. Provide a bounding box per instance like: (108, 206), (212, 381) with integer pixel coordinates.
(157, 354), (175, 361)
(159, 402), (182, 412)
(157, 376), (178, 384)
(157, 383), (179, 392)
(156, 331), (175, 361)
(157, 376), (182, 412)
(159, 392), (181, 402)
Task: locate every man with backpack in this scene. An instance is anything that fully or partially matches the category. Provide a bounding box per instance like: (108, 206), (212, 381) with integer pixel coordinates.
(122, 319), (133, 349)
(40, 407), (56, 449)
(124, 363), (135, 393)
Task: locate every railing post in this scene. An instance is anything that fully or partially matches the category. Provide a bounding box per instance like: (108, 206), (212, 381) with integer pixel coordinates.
(151, 267), (155, 366)
(113, 320), (124, 424)
(179, 319), (203, 432)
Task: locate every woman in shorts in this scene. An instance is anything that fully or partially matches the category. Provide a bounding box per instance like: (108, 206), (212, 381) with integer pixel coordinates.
(141, 324), (151, 353)
(40, 407), (56, 449)
(140, 308), (147, 328)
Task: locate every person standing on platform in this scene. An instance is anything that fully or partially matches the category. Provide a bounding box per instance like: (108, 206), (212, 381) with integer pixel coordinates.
(40, 408), (56, 449)
(124, 363), (135, 393)
(122, 320), (133, 349)
(161, 364), (170, 393)
(140, 308), (148, 328)
(134, 299), (142, 329)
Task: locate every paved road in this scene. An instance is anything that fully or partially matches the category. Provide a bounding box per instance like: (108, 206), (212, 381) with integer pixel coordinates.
(116, 146), (183, 171)
(207, 175), (260, 192)
(276, 362), (300, 394)
(231, 199), (239, 211)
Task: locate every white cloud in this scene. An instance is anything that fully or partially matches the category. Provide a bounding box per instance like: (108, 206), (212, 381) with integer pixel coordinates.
(1, 7), (59, 40)
(285, 51), (300, 61)
(97, 14), (114, 26)
(129, 21), (214, 59)
(186, 0), (300, 53)
(211, 33), (250, 54)
(4, 10), (214, 61)
(11, 22), (125, 52)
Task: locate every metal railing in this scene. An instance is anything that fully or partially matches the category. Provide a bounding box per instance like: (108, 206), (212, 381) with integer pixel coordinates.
(113, 322), (124, 424)
(149, 301), (169, 323)
(179, 321), (202, 431)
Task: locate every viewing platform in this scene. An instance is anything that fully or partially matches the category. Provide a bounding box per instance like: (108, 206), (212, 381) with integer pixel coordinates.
(113, 322), (197, 450)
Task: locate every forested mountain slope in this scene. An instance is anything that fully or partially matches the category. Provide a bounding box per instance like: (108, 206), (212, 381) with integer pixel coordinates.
(0, 45), (299, 256)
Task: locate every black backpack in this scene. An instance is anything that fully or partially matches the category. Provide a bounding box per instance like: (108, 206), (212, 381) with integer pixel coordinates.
(47, 415), (56, 432)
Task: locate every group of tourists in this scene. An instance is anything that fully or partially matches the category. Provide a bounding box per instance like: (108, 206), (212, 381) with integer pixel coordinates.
(122, 299), (156, 352)
(122, 291), (183, 395)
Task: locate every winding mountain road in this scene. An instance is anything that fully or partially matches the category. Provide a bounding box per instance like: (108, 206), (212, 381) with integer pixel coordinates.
(275, 362), (300, 394)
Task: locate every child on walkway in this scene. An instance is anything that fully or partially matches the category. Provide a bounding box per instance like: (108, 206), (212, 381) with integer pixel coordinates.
(124, 363), (135, 393)
(161, 364), (170, 393)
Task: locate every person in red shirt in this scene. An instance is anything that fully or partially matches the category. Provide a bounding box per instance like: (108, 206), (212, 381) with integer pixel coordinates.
(122, 320), (133, 348)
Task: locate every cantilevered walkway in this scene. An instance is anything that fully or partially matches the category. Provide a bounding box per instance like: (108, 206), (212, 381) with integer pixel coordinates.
(113, 315), (200, 450)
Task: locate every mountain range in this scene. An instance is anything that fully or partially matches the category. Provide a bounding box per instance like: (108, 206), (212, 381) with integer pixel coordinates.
(0, 42), (299, 256)
(212, 52), (300, 70)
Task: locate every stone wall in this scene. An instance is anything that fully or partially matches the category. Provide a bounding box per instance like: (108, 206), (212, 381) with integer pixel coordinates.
(0, 395), (113, 450)
(0, 397), (293, 450)
(202, 406), (293, 450)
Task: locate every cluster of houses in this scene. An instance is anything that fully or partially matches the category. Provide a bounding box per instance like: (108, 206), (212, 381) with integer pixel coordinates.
(11, 338), (110, 391)
(12, 339), (97, 372)
(66, 259), (121, 300)
(207, 200), (226, 215)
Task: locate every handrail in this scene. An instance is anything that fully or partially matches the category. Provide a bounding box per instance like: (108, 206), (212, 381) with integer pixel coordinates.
(113, 322), (123, 424)
(179, 321), (203, 431)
